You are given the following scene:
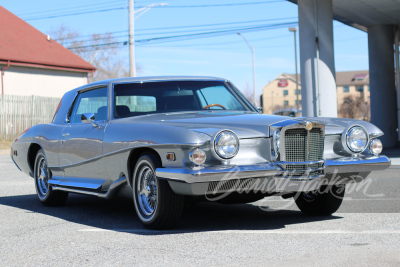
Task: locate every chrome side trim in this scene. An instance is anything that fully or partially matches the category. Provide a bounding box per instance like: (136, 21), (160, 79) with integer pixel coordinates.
(52, 176), (127, 199)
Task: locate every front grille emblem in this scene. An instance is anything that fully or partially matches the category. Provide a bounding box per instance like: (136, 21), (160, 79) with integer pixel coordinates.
(305, 121), (313, 131)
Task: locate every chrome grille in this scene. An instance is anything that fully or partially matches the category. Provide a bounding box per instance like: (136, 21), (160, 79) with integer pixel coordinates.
(284, 127), (324, 176)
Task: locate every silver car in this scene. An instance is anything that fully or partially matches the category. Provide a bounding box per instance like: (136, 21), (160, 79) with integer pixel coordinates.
(11, 76), (390, 229)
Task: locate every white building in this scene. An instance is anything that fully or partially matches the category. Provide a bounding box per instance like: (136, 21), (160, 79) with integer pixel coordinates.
(0, 6), (95, 98)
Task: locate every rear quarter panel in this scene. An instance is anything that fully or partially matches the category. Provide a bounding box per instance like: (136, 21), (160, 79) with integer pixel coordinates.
(12, 124), (64, 178)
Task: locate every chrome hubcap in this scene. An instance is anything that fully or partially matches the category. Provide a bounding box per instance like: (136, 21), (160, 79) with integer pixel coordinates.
(137, 166), (157, 216)
(37, 157), (49, 197)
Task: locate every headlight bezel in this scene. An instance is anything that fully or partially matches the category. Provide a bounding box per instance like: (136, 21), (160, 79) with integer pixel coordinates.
(212, 130), (240, 160)
(343, 125), (369, 154)
(272, 129), (280, 160)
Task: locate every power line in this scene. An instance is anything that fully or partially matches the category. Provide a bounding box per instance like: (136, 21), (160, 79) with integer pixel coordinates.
(54, 17), (297, 43)
(135, 21), (297, 45)
(53, 30), (128, 41)
(18, 1), (126, 16)
(21, 0), (285, 21)
(135, 17), (298, 32)
(136, 1), (285, 8)
(24, 7), (127, 21)
(68, 41), (128, 50)
(65, 21), (297, 51)
(145, 34), (291, 48)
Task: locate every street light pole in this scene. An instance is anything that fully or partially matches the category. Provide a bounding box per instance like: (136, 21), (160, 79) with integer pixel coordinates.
(237, 33), (256, 106)
(129, 0), (135, 77)
(289, 27), (299, 112)
(129, 2), (168, 77)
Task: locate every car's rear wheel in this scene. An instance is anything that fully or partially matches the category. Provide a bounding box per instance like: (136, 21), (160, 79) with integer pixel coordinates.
(294, 185), (345, 216)
(133, 153), (184, 229)
(34, 150), (68, 206)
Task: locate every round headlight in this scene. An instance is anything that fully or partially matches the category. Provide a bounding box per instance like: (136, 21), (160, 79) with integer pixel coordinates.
(369, 139), (383, 155)
(346, 126), (368, 153)
(214, 131), (239, 159)
(189, 148), (206, 165)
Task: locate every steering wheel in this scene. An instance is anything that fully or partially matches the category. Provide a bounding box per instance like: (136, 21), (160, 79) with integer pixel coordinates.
(202, 104), (226, 110)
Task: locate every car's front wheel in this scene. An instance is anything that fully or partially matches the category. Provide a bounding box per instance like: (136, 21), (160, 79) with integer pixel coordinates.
(133, 153), (184, 229)
(34, 149), (68, 206)
(294, 185), (345, 215)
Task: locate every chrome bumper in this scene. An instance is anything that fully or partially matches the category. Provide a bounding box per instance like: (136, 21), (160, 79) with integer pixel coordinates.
(156, 155), (391, 184)
(157, 156), (391, 195)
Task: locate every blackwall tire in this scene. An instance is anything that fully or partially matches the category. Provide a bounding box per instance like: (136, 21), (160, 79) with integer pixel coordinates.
(34, 150), (68, 206)
(132, 153), (184, 229)
(294, 185), (345, 216)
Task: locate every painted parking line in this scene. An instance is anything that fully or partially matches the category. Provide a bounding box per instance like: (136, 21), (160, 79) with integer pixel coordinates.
(78, 228), (400, 234)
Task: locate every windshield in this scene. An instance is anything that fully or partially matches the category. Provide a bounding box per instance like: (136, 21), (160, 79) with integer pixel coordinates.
(113, 81), (252, 118)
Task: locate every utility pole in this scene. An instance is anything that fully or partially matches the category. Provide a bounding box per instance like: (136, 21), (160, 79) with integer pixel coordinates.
(237, 33), (256, 106)
(289, 27), (299, 112)
(129, 0), (136, 77)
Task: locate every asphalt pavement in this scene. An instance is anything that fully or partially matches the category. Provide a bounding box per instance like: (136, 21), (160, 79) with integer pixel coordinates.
(1, 149), (400, 266)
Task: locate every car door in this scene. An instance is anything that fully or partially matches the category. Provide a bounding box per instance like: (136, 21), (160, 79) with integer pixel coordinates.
(57, 86), (109, 190)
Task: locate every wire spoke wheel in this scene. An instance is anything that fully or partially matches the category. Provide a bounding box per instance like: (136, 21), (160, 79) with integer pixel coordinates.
(137, 166), (158, 216)
(133, 153), (185, 229)
(34, 149), (68, 206)
(36, 157), (49, 197)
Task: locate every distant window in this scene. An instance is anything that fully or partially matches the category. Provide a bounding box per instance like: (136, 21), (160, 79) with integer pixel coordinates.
(357, 86), (364, 92)
(343, 86), (350, 93)
(294, 89), (301, 95)
(295, 100), (300, 105)
(283, 100), (289, 106)
(283, 90), (288, 96)
(353, 74), (368, 81)
(368, 86), (370, 92)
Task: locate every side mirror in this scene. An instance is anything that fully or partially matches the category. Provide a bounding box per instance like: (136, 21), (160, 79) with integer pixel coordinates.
(81, 113), (98, 127)
(256, 107), (263, 113)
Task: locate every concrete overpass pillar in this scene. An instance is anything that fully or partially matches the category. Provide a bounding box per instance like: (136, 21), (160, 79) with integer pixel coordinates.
(298, 0), (337, 117)
(368, 25), (398, 147)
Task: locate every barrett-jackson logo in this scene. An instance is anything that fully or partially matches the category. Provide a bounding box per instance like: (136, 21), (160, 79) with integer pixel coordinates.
(278, 79), (288, 87)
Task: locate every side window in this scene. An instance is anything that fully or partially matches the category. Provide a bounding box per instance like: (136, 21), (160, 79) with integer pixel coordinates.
(70, 87), (108, 124)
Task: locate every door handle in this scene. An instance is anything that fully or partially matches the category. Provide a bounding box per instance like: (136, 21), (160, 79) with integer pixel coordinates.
(61, 133), (70, 137)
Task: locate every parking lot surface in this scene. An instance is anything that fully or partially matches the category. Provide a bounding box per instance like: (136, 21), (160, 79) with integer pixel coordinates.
(1, 152), (400, 266)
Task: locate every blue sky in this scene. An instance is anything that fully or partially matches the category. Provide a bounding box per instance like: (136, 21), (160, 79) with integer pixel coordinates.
(0, 0), (368, 99)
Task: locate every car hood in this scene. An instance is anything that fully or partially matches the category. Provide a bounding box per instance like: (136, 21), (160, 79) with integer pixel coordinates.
(113, 111), (383, 139)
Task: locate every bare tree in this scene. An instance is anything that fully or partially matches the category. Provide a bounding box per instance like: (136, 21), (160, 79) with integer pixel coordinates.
(50, 25), (136, 82)
(339, 95), (370, 121)
(241, 83), (259, 105)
